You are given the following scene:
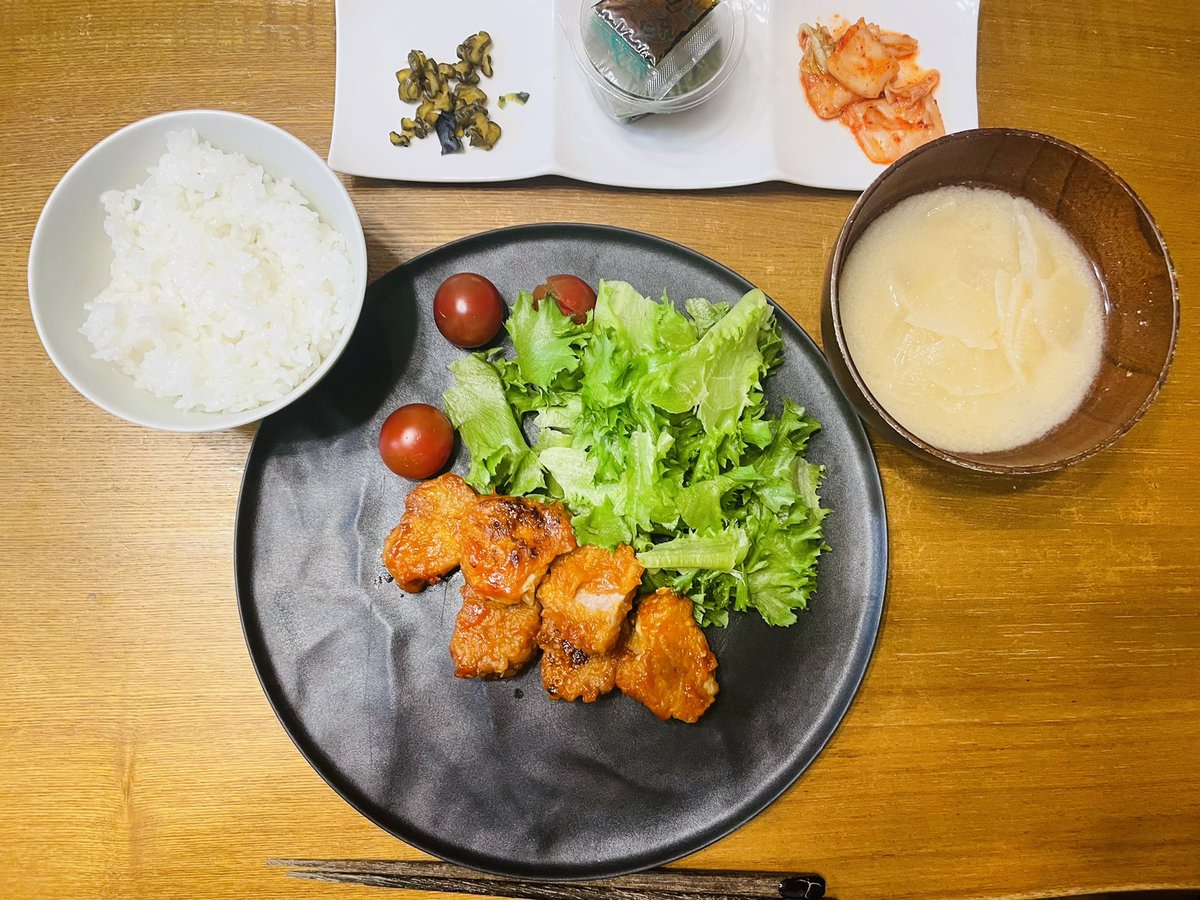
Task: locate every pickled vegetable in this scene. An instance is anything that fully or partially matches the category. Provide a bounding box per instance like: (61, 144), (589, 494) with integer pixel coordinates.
(497, 92), (530, 109)
(390, 31), (504, 153)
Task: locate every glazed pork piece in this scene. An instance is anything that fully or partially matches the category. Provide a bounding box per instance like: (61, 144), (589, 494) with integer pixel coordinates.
(385, 483), (579, 681)
(616, 588), (719, 723)
(450, 585), (541, 679)
(538, 619), (622, 704)
(460, 495), (577, 603)
(537, 545), (643, 655)
(535, 544), (643, 703)
(382, 473), (478, 592)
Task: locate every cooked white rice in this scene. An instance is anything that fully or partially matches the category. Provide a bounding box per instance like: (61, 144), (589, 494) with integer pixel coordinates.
(81, 129), (354, 413)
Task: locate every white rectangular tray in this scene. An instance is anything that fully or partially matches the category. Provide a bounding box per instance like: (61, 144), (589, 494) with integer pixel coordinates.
(329, 0), (979, 192)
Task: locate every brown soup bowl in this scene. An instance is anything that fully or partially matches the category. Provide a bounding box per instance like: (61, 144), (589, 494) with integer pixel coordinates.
(821, 128), (1179, 474)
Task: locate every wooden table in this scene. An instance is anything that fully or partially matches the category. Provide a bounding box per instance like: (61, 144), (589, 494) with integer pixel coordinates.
(2, 1), (1197, 898)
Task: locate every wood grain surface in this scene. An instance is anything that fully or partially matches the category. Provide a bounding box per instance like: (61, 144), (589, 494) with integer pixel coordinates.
(1, 1), (1197, 899)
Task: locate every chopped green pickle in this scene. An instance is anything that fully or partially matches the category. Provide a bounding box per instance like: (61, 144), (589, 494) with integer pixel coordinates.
(389, 31), (501, 151)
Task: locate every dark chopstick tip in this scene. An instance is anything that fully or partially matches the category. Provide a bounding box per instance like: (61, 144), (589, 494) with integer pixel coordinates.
(779, 874), (826, 899)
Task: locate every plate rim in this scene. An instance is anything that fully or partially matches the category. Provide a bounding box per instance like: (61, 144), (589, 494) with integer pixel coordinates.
(234, 222), (889, 880)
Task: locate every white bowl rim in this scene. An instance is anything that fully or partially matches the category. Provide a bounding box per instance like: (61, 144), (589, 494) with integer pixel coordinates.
(27, 108), (369, 433)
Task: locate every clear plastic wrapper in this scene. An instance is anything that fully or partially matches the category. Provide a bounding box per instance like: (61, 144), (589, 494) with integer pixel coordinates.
(591, 0), (721, 98)
(562, 0), (745, 122)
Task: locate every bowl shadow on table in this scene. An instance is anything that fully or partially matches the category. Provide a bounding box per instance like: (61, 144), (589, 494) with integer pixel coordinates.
(843, 367), (1173, 536)
(363, 225), (409, 284)
(879, 412), (1161, 493)
(277, 268), (420, 442)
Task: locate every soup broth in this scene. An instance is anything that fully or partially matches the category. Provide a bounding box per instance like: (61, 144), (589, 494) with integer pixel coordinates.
(840, 186), (1106, 454)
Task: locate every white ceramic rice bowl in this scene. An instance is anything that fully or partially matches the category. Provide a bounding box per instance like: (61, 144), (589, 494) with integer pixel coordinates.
(28, 109), (368, 432)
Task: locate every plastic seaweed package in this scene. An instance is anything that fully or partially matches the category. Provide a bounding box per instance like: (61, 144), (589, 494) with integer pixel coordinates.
(588, 0), (724, 102)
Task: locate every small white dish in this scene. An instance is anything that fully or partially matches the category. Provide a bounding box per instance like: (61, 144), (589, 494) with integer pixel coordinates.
(329, 0), (979, 191)
(28, 109), (368, 432)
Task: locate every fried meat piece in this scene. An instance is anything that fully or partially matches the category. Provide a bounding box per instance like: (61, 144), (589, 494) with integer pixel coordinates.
(460, 495), (576, 603)
(450, 585), (541, 679)
(538, 620), (620, 703)
(616, 588), (719, 723)
(537, 545), (643, 655)
(382, 474), (478, 592)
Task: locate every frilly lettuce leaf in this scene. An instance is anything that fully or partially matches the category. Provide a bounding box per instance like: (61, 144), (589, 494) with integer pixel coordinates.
(443, 354), (543, 496)
(505, 290), (587, 389)
(443, 282), (829, 628)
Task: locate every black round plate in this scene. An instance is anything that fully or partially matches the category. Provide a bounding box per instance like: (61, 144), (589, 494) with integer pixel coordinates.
(236, 224), (887, 880)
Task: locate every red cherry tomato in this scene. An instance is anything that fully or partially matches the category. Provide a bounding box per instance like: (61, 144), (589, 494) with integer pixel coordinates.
(378, 404), (454, 479)
(532, 275), (597, 324)
(433, 273), (504, 348)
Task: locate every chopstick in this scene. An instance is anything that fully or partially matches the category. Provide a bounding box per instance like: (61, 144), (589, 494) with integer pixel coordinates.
(269, 859), (826, 899)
